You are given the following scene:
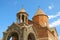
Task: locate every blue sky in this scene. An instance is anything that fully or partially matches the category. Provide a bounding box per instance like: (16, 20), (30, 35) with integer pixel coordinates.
(0, 0), (60, 40)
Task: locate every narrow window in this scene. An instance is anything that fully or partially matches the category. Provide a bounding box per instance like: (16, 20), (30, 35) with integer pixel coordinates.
(22, 15), (24, 22)
(18, 15), (20, 23)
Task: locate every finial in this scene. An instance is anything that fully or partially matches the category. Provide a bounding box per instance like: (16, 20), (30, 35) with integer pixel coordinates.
(38, 6), (41, 9)
(21, 5), (24, 9)
(34, 6), (46, 16)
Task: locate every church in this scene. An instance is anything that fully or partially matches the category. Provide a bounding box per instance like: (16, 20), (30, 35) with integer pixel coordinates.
(3, 8), (58, 40)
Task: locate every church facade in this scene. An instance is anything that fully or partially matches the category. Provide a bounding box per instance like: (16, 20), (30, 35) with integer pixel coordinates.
(3, 8), (58, 40)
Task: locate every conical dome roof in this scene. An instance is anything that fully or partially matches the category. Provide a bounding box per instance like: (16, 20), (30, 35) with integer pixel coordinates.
(20, 8), (26, 12)
(17, 8), (28, 16)
(34, 8), (46, 16)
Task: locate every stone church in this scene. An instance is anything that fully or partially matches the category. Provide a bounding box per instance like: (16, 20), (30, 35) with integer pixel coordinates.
(3, 8), (58, 40)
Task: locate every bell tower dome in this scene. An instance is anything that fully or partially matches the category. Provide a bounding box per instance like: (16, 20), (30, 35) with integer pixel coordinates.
(16, 8), (28, 24)
(32, 8), (49, 27)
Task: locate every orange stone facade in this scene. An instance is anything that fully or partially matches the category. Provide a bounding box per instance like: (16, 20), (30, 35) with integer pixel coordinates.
(3, 8), (58, 40)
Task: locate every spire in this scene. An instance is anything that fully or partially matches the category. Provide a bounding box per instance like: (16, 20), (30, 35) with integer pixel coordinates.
(34, 8), (46, 16)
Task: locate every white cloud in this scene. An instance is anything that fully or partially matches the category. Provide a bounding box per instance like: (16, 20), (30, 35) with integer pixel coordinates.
(48, 11), (60, 19)
(59, 36), (60, 40)
(49, 19), (60, 27)
(48, 4), (54, 10)
(48, 15), (56, 19)
(48, 6), (53, 10)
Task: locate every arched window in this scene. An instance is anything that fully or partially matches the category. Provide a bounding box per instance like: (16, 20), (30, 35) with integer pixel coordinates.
(7, 32), (19, 40)
(28, 33), (35, 40)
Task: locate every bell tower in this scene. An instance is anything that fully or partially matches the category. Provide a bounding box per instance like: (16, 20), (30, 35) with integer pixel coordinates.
(32, 8), (49, 27)
(16, 8), (28, 24)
